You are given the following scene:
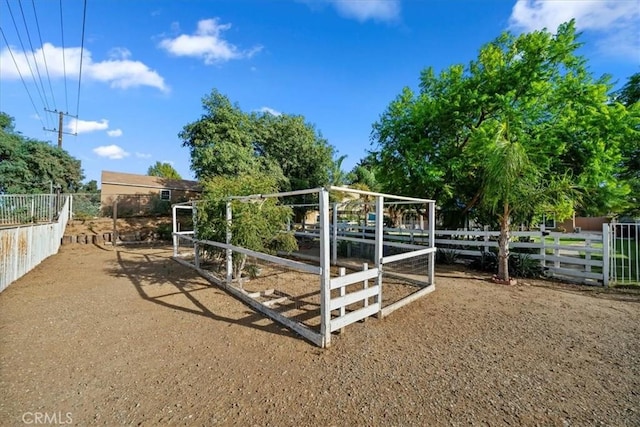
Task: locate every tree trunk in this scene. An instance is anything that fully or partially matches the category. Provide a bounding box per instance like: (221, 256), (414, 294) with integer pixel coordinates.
(497, 203), (510, 281)
(233, 254), (247, 282)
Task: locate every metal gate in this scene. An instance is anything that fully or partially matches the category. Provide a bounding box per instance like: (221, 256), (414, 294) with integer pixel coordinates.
(607, 223), (639, 285)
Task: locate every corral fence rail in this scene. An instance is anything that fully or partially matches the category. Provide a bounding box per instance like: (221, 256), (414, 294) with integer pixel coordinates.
(430, 228), (606, 286)
(172, 186), (437, 348)
(0, 195), (71, 293)
(299, 223), (632, 287)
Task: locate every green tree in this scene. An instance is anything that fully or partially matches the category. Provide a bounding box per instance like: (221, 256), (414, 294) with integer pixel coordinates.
(616, 73), (640, 107)
(181, 89), (335, 222)
(371, 21), (638, 281)
(615, 73), (640, 216)
(147, 161), (182, 179)
(329, 154), (348, 187)
(180, 89), (334, 190)
(197, 174), (298, 279)
(80, 180), (99, 193)
(0, 112), (84, 194)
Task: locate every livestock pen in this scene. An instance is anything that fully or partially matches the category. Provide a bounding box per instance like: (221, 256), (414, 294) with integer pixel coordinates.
(172, 186), (436, 347)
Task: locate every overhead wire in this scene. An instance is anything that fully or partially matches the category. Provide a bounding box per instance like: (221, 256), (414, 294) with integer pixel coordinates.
(0, 26), (46, 130)
(17, 0), (51, 113)
(31, 0), (57, 111)
(59, 0), (69, 113)
(4, 0), (51, 128)
(75, 0), (87, 123)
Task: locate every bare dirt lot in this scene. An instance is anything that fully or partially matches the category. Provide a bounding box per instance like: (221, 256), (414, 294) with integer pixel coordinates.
(1, 244), (639, 426)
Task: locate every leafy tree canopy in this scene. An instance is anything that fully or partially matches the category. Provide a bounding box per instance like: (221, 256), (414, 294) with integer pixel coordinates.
(180, 89), (335, 193)
(197, 173), (298, 279)
(370, 21), (638, 229)
(0, 112), (84, 194)
(616, 72), (640, 108)
(615, 73), (640, 216)
(147, 161), (182, 179)
(369, 21), (639, 280)
(80, 180), (99, 193)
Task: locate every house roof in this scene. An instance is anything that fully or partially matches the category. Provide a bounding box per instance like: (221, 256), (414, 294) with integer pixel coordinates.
(101, 171), (202, 192)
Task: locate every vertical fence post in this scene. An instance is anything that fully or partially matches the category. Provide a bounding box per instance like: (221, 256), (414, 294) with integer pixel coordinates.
(375, 195), (384, 318)
(319, 188), (331, 347)
(172, 204), (178, 257)
(539, 224), (546, 273)
(112, 198), (118, 247)
(226, 201), (233, 286)
(602, 223), (610, 287)
(428, 201), (435, 287)
(585, 238), (592, 273)
(483, 225), (489, 253)
(332, 202), (338, 265)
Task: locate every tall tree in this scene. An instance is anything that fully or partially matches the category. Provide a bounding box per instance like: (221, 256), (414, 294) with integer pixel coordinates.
(147, 161), (182, 179)
(180, 89), (334, 189)
(371, 21), (638, 281)
(0, 112), (84, 194)
(615, 73), (640, 216)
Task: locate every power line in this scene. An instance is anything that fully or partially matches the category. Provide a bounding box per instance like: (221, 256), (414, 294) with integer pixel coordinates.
(59, 0), (69, 113)
(31, 0), (57, 111)
(0, 26), (45, 130)
(17, 0), (51, 112)
(4, 0), (51, 129)
(75, 0), (87, 118)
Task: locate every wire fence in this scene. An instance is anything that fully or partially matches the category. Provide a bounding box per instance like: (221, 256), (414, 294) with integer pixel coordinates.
(0, 194), (67, 226)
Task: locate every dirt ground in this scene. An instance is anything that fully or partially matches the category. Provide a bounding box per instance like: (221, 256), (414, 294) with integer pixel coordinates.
(1, 244), (639, 426)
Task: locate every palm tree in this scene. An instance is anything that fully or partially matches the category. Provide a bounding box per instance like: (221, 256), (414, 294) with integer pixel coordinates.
(481, 122), (538, 282)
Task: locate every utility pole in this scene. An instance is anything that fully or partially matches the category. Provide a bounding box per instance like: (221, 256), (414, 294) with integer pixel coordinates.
(43, 110), (78, 149)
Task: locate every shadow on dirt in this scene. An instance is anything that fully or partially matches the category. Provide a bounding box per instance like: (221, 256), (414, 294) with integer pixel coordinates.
(107, 246), (302, 342)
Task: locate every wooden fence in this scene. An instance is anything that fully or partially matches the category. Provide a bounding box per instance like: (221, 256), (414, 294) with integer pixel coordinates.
(0, 196), (70, 292)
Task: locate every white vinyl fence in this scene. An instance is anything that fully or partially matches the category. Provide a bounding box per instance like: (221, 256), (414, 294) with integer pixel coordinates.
(0, 196), (71, 292)
(289, 223), (612, 286)
(432, 228), (607, 285)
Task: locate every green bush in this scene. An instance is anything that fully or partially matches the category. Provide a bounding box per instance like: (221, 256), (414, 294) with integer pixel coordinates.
(470, 250), (542, 278)
(436, 248), (459, 265)
(156, 223), (173, 240)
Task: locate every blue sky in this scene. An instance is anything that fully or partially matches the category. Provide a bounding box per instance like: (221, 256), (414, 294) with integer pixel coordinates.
(1, 0), (638, 186)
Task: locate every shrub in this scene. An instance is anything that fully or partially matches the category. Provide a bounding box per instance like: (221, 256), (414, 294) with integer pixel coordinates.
(470, 251), (543, 278)
(436, 248), (459, 265)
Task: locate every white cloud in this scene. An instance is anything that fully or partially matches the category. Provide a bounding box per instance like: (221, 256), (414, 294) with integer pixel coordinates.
(0, 42), (168, 92)
(67, 118), (109, 134)
(93, 145), (130, 159)
(108, 47), (132, 60)
(301, 0), (400, 22)
(135, 152), (152, 159)
(509, 0), (640, 59)
(329, 0), (400, 22)
(258, 107), (281, 116)
(107, 129), (123, 137)
(158, 18), (263, 64)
